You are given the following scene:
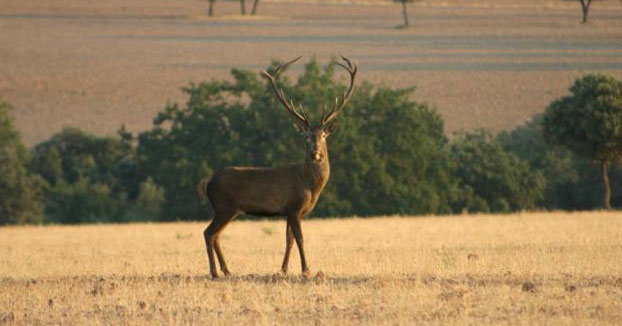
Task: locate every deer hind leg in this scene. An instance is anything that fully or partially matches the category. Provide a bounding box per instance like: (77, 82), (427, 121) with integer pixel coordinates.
(280, 221), (294, 274)
(288, 215), (311, 278)
(213, 235), (231, 276)
(204, 209), (237, 278)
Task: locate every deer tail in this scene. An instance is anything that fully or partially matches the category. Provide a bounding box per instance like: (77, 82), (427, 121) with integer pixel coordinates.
(197, 177), (211, 201)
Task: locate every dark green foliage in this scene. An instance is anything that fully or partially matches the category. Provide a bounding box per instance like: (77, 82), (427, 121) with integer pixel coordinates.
(136, 58), (458, 220)
(542, 73), (622, 209)
(9, 64), (612, 225)
(44, 178), (122, 224)
(450, 130), (545, 213)
(0, 100), (46, 224)
(31, 127), (136, 191)
(30, 127), (153, 223)
(320, 82), (457, 216)
(500, 114), (622, 210)
(542, 74), (622, 163)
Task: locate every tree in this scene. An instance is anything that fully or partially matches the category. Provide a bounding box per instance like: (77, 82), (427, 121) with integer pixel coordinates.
(208, 0), (215, 16)
(31, 127), (144, 223)
(578, 0), (593, 23)
(208, 0), (260, 17)
(136, 58), (458, 220)
(394, 0), (415, 27)
(542, 74), (622, 209)
(450, 130), (545, 213)
(240, 0), (260, 15)
(0, 100), (47, 224)
(250, 0), (260, 15)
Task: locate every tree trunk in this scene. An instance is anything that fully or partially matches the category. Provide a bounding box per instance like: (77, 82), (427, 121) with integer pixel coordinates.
(208, 0), (215, 16)
(402, 1), (409, 27)
(251, 0), (260, 15)
(240, 0), (246, 15)
(580, 0), (591, 23)
(601, 159), (611, 210)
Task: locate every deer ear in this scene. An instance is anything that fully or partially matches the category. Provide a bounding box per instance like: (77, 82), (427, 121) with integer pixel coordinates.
(293, 123), (307, 135)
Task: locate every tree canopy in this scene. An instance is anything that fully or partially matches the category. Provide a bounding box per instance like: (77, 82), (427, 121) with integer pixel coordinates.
(542, 73), (622, 209)
(136, 58), (460, 220)
(0, 100), (46, 224)
(7, 61), (612, 225)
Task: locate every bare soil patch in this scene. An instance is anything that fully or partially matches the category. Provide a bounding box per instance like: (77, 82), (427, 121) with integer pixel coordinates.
(1, 0), (621, 145)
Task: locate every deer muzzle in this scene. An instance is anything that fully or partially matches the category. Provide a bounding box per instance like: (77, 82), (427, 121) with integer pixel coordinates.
(312, 151), (322, 161)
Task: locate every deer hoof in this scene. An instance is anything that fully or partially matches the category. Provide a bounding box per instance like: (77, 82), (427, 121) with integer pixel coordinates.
(302, 270), (312, 279)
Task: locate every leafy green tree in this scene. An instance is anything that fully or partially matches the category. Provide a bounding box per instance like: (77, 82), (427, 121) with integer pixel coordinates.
(542, 74), (622, 209)
(451, 130), (545, 213)
(136, 58), (458, 220)
(498, 115), (577, 209)
(31, 127), (137, 196)
(499, 114), (622, 210)
(122, 177), (165, 222)
(44, 178), (124, 224)
(31, 127), (146, 223)
(0, 100), (46, 224)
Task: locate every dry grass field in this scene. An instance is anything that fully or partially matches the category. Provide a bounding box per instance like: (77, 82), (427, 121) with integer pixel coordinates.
(1, 0), (621, 145)
(1, 212), (621, 325)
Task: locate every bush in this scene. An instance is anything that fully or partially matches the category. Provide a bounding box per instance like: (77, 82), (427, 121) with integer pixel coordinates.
(44, 178), (124, 224)
(450, 130), (545, 213)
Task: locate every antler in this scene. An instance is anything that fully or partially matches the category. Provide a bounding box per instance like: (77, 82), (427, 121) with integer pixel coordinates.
(261, 56), (311, 129)
(321, 55), (358, 126)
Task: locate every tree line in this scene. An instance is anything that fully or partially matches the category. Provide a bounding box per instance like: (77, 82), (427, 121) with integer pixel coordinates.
(205, 0), (612, 26)
(1, 59), (621, 224)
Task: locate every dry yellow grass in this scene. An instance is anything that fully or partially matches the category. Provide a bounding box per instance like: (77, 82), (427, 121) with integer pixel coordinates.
(1, 211), (621, 325)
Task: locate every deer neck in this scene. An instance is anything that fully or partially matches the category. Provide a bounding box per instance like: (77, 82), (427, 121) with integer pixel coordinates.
(304, 148), (330, 192)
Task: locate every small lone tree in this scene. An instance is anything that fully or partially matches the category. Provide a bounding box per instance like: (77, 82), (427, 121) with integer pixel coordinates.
(578, 0), (593, 23)
(240, 0), (260, 15)
(394, 0), (415, 27)
(250, 0), (260, 15)
(208, 0), (215, 16)
(542, 74), (622, 209)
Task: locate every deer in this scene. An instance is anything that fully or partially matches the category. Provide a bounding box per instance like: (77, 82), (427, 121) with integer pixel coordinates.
(196, 56), (357, 279)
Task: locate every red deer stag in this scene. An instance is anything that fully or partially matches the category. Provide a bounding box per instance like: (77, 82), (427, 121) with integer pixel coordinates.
(197, 56), (357, 278)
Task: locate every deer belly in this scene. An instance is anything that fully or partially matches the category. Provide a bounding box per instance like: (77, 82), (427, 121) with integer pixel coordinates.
(237, 188), (289, 217)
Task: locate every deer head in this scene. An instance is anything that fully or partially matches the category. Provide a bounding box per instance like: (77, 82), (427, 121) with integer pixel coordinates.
(261, 56), (357, 163)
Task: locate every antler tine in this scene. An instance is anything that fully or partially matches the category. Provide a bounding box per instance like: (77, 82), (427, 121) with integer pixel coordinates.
(322, 55), (358, 125)
(261, 56), (310, 128)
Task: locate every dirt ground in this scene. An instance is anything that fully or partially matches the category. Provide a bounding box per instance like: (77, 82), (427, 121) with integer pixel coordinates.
(1, 0), (621, 145)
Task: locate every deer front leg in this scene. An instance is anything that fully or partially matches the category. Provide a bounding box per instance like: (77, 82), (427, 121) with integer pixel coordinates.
(281, 221), (294, 274)
(288, 215), (311, 279)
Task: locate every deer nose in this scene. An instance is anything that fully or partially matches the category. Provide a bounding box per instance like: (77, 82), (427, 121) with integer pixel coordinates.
(312, 151), (322, 161)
